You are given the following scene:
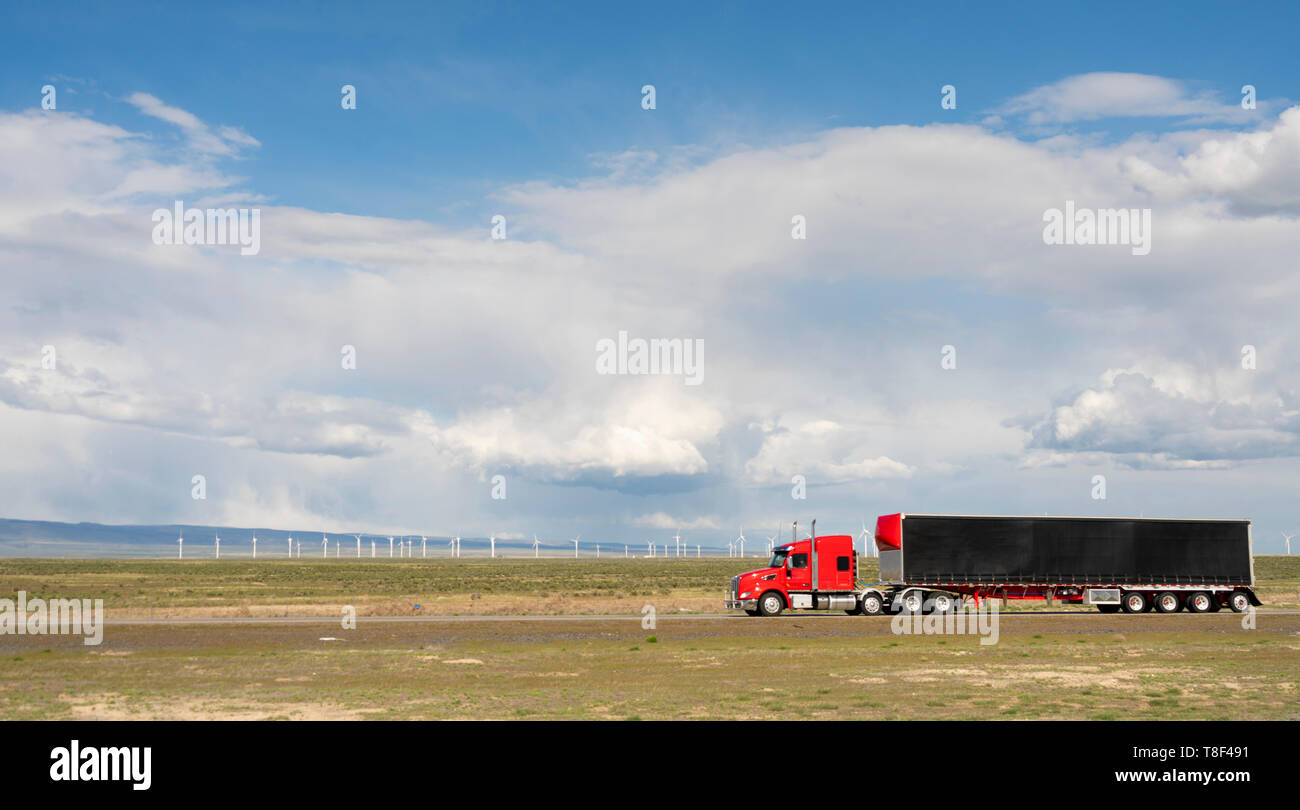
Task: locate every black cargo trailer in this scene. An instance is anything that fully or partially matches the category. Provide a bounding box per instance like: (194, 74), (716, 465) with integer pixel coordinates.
(866, 513), (1258, 615)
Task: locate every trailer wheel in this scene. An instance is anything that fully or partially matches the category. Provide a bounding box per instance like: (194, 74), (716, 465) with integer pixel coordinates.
(1121, 591), (1147, 614)
(899, 591), (924, 615)
(930, 593), (955, 614)
(859, 593), (884, 616)
(1186, 592), (1213, 613)
(1154, 591), (1182, 613)
(758, 591), (785, 617)
(1229, 590), (1251, 613)
(1096, 604), (1120, 614)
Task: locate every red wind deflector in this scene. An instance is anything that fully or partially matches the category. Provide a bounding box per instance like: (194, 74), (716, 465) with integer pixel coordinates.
(874, 513), (902, 551)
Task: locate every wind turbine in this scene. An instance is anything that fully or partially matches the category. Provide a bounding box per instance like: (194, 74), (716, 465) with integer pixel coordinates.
(596, 544), (600, 558)
(646, 541), (653, 557)
(214, 533), (220, 559)
(370, 538), (376, 557)
(322, 535), (328, 558)
(533, 535), (540, 558)
(858, 520), (875, 558)
(571, 535), (580, 558)
(727, 539), (734, 558)
(1284, 531), (1296, 555)
(736, 527), (746, 558)
(422, 536), (427, 558)
(696, 545), (701, 557)
(448, 537), (456, 557)
(490, 535), (496, 558)
(355, 535), (361, 558)
(674, 529), (682, 558)
(177, 531), (183, 559)
(388, 536), (394, 558)
(252, 532), (257, 559)
(624, 544), (629, 558)
(287, 536), (293, 557)
(455, 536), (461, 558)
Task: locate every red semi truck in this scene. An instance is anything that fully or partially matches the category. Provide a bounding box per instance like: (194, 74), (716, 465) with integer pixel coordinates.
(723, 514), (1259, 616)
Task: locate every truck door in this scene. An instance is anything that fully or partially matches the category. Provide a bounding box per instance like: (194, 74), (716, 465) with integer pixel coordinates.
(787, 551), (811, 591)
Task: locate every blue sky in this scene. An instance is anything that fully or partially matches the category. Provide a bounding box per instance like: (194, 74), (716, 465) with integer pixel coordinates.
(5, 1), (1297, 220)
(1, 2), (1299, 553)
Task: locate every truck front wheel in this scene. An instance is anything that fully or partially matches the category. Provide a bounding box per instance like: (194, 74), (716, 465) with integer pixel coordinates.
(758, 591), (785, 617)
(1121, 591), (1147, 614)
(859, 593), (884, 616)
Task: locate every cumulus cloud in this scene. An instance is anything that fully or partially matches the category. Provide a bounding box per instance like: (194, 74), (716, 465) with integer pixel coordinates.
(744, 420), (913, 486)
(1017, 362), (1300, 466)
(3, 78), (1300, 543)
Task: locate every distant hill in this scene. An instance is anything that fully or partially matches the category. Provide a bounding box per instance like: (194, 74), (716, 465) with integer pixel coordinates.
(0, 517), (471, 558)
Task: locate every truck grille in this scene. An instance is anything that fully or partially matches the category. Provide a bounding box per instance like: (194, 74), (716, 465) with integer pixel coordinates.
(729, 576), (740, 600)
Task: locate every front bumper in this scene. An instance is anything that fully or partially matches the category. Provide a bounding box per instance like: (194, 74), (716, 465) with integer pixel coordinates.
(724, 598), (758, 611)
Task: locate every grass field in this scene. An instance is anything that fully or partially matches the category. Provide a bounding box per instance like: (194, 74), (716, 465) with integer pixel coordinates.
(3, 555), (1297, 616)
(2, 556), (1298, 720)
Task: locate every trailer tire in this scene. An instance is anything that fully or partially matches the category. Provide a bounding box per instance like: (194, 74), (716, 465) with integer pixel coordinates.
(1186, 592), (1213, 613)
(1154, 591), (1182, 613)
(899, 591), (924, 615)
(757, 591), (785, 617)
(1121, 591), (1147, 614)
(1229, 590), (1251, 613)
(1096, 604), (1120, 614)
(930, 593), (955, 614)
(859, 593), (884, 616)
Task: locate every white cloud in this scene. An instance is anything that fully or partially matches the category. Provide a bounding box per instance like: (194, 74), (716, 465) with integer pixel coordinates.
(999, 72), (1255, 125)
(126, 92), (260, 157)
(629, 512), (719, 530)
(3, 79), (1300, 544)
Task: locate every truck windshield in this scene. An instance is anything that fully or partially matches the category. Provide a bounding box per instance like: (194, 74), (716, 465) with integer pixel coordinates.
(768, 548), (789, 569)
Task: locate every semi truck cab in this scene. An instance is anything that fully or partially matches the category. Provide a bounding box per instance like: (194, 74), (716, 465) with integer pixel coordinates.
(724, 523), (863, 616)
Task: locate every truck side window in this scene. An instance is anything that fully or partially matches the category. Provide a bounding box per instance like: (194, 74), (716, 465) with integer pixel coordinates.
(790, 553), (808, 569)
(836, 556), (850, 572)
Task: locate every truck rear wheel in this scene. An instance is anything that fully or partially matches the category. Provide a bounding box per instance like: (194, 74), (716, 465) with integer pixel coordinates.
(930, 593), (955, 614)
(758, 591), (785, 617)
(859, 593), (884, 616)
(1229, 590), (1251, 613)
(899, 591), (923, 615)
(1121, 591), (1147, 614)
(1154, 591), (1182, 613)
(1186, 592), (1213, 613)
